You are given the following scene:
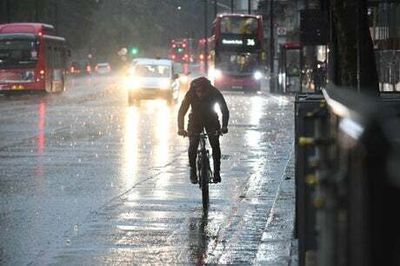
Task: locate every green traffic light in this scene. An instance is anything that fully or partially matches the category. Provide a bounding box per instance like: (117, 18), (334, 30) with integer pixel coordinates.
(131, 47), (138, 55)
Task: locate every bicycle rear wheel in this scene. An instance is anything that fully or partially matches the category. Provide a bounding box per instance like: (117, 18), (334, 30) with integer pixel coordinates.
(201, 156), (209, 210)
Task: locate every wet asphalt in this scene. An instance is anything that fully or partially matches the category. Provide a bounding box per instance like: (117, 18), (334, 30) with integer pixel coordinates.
(0, 73), (296, 265)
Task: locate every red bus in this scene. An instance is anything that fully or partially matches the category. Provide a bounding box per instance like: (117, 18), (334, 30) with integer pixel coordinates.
(0, 23), (67, 93)
(208, 14), (265, 92)
(169, 38), (196, 64)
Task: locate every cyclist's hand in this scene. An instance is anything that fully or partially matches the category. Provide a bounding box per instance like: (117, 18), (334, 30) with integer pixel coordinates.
(221, 127), (228, 134)
(178, 129), (188, 137)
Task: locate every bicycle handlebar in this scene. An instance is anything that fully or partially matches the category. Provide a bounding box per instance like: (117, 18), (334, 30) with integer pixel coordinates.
(187, 130), (223, 138)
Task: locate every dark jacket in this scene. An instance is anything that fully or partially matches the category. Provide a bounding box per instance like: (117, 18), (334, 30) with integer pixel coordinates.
(178, 78), (229, 131)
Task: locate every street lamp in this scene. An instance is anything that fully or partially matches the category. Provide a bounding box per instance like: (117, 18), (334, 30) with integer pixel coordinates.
(204, 0), (208, 74)
(269, 0), (275, 92)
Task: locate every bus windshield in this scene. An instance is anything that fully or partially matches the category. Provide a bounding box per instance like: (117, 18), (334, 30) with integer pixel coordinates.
(220, 17), (258, 35)
(134, 64), (171, 78)
(0, 39), (39, 69)
(217, 52), (259, 74)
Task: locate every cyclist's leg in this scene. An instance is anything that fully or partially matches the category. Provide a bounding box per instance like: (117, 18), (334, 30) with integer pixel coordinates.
(188, 136), (200, 169)
(205, 122), (221, 181)
(208, 134), (221, 172)
(188, 119), (202, 183)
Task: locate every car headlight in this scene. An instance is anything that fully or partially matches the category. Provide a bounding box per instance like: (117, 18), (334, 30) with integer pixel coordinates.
(127, 68), (135, 76)
(125, 76), (141, 90)
(159, 78), (171, 90)
(253, 71), (263, 80)
(179, 75), (189, 84)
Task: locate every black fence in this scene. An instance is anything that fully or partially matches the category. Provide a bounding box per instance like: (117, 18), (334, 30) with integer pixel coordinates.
(376, 50), (400, 92)
(295, 87), (400, 266)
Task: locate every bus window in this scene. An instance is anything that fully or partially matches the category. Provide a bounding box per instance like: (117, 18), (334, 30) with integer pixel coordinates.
(0, 39), (38, 68)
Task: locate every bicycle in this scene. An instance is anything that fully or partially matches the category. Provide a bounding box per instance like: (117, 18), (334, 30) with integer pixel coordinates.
(194, 130), (221, 211)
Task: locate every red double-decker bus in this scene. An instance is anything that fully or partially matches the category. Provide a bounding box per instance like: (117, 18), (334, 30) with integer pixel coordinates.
(0, 23), (67, 93)
(208, 14), (265, 92)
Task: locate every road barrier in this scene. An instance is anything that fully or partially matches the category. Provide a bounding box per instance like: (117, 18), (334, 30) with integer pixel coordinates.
(295, 87), (400, 266)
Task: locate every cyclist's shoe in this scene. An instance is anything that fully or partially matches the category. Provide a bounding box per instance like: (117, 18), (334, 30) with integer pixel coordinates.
(190, 167), (198, 184)
(214, 171), (221, 183)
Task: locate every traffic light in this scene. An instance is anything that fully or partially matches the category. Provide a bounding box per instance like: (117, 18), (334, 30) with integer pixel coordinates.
(130, 47), (139, 56)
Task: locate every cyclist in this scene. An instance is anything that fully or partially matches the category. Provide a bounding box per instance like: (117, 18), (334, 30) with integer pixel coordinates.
(177, 77), (230, 184)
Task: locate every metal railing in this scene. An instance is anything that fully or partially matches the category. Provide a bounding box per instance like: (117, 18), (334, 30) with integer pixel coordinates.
(295, 86), (400, 266)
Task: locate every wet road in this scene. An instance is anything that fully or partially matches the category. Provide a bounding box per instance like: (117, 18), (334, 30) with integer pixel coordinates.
(0, 74), (295, 265)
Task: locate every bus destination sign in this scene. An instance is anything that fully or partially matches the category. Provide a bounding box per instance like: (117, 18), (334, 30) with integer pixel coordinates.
(221, 38), (256, 46)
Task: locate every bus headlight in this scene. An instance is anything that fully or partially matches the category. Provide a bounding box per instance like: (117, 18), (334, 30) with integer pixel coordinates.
(209, 68), (222, 80)
(253, 71), (263, 80)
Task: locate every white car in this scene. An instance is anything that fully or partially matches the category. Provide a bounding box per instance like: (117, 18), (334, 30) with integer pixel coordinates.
(95, 63), (111, 74)
(125, 58), (180, 105)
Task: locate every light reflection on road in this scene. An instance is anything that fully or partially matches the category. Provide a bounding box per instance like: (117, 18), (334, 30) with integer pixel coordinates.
(35, 100), (47, 178)
(153, 100), (171, 167)
(121, 107), (139, 188)
(153, 102), (173, 199)
(121, 99), (175, 192)
(246, 96), (263, 148)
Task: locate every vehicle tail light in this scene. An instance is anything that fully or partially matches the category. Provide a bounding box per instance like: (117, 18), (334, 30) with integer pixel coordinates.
(86, 65), (91, 73)
(199, 54), (204, 60)
(38, 69), (45, 79)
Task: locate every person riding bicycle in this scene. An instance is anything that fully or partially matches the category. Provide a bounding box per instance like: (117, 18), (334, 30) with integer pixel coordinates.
(177, 77), (229, 184)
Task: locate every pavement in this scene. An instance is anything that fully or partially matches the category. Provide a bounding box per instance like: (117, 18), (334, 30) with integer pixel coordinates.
(254, 149), (297, 265)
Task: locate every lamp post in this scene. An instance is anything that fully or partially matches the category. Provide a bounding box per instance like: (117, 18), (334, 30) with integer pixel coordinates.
(35, 0), (39, 22)
(54, 0), (58, 34)
(204, 0), (208, 74)
(6, 0), (11, 23)
(269, 0), (275, 92)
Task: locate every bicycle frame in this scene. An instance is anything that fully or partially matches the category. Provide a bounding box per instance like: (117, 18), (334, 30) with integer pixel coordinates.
(197, 132), (212, 210)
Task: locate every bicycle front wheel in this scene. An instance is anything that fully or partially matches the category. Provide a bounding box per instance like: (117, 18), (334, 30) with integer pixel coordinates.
(200, 156), (209, 211)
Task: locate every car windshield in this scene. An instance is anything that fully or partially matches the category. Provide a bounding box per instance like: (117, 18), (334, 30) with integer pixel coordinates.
(97, 64), (109, 68)
(217, 52), (259, 74)
(134, 64), (171, 78)
(0, 39), (39, 69)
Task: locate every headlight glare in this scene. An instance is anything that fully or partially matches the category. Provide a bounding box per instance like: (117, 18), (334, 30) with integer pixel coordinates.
(159, 79), (171, 90)
(125, 76), (141, 90)
(209, 68), (222, 80)
(253, 71), (263, 80)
